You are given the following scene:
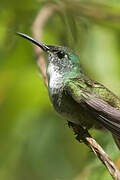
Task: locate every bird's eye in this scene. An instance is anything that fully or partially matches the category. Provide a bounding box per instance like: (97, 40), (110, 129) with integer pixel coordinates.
(57, 51), (66, 59)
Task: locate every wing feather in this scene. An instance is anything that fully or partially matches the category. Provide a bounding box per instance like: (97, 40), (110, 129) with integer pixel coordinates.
(66, 81), (120, 137)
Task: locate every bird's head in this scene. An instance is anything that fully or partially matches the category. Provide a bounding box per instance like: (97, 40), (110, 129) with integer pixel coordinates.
(17, 33), (82, 82)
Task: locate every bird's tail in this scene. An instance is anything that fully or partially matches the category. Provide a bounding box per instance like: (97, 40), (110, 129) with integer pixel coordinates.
(112, 134), (120, 150)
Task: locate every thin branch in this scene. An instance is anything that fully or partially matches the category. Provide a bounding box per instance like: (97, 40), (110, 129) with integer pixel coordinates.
(31, 3), (120, 180)
(32, 4), (57, 86)
(70, 122), (120, 180)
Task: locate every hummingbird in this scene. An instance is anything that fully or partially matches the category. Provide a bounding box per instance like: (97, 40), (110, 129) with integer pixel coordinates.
(17, 32), (120, 150)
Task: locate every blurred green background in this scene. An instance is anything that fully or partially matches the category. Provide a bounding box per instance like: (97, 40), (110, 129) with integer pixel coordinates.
(1, 0), (120, 179)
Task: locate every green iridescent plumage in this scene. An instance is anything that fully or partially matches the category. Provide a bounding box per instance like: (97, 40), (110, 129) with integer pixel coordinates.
(17, 32), (120, 150)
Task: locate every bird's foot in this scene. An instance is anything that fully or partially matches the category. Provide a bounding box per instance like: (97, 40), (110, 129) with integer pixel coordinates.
(67, 121), (91, 143)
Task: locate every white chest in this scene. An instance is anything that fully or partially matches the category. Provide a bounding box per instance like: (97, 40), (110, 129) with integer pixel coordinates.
(47, 63), (63, 91)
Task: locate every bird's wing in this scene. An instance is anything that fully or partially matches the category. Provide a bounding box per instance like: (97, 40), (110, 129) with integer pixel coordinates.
(65, 80), (120, 137)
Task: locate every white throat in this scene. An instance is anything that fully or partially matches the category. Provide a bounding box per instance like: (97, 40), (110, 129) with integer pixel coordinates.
(47, 63), (63, 93)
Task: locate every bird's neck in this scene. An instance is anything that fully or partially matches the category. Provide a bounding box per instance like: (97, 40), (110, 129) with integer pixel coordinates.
(47, 63), (82, 96)
(47, 63), (64, 95)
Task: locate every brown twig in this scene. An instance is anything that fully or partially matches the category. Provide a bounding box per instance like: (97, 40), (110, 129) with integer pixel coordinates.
(70, 122), (120, 180)
(31, 3), (120, 180)
(32, 4), (57, 86)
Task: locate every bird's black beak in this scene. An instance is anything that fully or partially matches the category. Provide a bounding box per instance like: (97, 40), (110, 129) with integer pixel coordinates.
(17, 32), (50, 52)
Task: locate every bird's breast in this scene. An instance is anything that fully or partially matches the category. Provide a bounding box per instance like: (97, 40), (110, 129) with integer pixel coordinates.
(49, 90), (96, 128)
(47, 63), (63, 91)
